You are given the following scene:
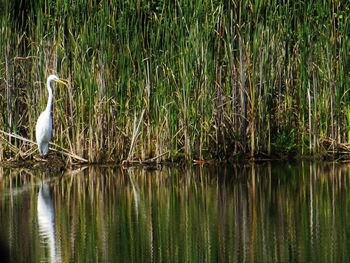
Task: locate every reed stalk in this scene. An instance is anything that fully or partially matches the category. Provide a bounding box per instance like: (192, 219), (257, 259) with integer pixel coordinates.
(0, 1), (349, 163)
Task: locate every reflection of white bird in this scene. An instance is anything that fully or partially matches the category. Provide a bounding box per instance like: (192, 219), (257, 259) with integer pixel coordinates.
(37, 183), (54, 235)
(37, 183), (60, 263)
(35, 75), (66, 157)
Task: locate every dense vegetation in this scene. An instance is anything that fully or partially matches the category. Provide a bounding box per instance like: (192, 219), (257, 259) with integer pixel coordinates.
(0, 0), (349, 163)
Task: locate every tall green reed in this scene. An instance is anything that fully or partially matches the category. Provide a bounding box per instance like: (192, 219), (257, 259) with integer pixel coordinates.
(0, 0), (349, 162)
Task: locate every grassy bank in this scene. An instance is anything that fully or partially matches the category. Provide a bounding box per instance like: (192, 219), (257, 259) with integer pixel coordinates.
(0, 0), (349, 163)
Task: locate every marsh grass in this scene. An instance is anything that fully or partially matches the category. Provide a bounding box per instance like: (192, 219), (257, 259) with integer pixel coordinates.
(0, 1), (349, 163)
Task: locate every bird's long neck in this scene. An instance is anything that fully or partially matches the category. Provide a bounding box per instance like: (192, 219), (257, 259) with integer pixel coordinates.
(45, 79), (53, 113)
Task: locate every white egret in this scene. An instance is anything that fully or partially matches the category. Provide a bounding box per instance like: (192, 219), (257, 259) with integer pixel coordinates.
(35, 74), (65, 157)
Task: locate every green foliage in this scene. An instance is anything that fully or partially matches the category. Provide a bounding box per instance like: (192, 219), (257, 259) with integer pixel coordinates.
(272, 129), (298, 157)
(0, 0), (349, 162)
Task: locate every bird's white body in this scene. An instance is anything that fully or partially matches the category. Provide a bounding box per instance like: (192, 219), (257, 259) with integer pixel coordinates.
(36, 109), (52, 156)
(35, 74), (59, 157)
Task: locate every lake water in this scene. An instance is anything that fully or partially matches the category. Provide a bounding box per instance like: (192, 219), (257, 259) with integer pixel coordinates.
(0, 162), (349, 262)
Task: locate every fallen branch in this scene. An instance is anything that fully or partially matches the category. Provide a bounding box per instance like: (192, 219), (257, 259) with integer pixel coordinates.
(321, 137), (350, 154)
(143, 151), (169, 163)
(121, 151), (170, 167)
(0, 129), (88, 163)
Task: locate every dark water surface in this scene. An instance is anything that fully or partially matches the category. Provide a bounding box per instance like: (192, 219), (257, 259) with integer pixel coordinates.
(0, 162), (349, 262)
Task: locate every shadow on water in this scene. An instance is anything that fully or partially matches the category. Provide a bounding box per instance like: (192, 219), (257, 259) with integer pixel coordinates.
(0, 162), (350, 262)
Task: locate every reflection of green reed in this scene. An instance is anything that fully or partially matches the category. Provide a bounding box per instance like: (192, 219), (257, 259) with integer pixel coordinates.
(2, 163), (350, 261)
(1, 1), (349, 161)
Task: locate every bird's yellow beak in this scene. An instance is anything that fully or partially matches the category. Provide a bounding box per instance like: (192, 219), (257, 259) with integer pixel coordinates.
(56, 78), (68, 86)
